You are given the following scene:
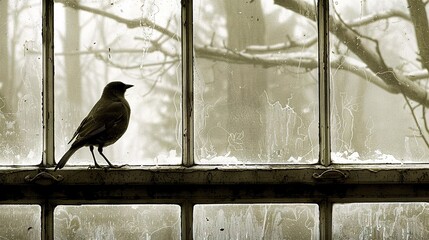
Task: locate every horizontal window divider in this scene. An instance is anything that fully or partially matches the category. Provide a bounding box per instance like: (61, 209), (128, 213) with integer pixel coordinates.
(1, 183), (429, 203)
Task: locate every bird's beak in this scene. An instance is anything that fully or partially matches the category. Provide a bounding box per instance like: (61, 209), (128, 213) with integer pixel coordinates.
(125, 84), (134, 89)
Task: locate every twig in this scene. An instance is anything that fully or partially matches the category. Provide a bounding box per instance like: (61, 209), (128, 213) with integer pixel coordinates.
(94, 52), (179, 69)
(245, 35), (317, 54)
(55, 0), (180, 40)
(422, 104), (429, 133)
(403, 94), (429, 148)
(347, 9), (410, 27)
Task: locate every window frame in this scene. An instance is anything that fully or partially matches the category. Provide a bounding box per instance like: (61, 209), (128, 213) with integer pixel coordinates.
(0, 0), (429, 239)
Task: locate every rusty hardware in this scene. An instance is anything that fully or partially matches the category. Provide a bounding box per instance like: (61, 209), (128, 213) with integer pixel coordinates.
(312, 169), (348, 181)
(24, 171), (64, 185)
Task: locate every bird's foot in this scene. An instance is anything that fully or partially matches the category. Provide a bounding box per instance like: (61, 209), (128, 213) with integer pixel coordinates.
(105, 164), (128, 169)
(87, 164), (103, 169)
(87, 164), (128, 170)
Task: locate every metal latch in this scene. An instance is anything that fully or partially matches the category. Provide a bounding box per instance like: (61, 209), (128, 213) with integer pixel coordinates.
(25, 172), (64, 185)
(312, 169), (348, 181)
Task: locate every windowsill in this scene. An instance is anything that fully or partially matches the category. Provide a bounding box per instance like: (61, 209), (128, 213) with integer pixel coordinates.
(1, 164), (428, 186)
(1, 165), (429, 202)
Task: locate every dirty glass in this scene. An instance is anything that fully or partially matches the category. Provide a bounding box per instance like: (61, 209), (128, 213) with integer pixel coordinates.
(333, 203), (429, 239)
(54, 0), (181, 167)
(0, 205), (41, 239)
(330, 0), (429, 163)
(54, 205), (180, 239)
(0, 0), (42, 165)
(193, 0), (319, 164)
(194, 204), (319, 239)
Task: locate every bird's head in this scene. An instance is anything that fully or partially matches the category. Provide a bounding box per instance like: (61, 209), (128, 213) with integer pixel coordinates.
(102, 81), (133, 98)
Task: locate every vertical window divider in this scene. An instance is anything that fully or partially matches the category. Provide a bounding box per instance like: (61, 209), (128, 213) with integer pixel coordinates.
(319, 199), (333, 240)
(318, 0), (331, 167)
(42, 201), (54, 240)
(181, 201), (194, 240)
(42, 0), (55, 168)
(182, 0), (194, 167)
(181, 0), (194, 237)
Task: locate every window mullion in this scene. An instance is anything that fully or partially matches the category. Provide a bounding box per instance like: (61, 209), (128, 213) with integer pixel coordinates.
(319, 199), (333, 240)
(42, 0), (55, 168)
(181, 201), (194, 240)
(318, 0), (331, 166)
(182, 0), (194, 167)
(41, 201), (55, 240)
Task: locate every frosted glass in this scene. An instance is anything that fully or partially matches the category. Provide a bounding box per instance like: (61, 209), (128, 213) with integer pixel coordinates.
(54, 205), (180, 239)
(333, 203), (429, 239)
(330, 0), (429, 163)
(0, 205), (41, 239)
(54, 0), (182, 167)
(193, 0), (319, 164)
(194, 204), (319, 239)
(0, 0), (42, 165)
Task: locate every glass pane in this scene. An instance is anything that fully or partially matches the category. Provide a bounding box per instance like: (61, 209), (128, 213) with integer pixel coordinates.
(0, 0), (42, 165)
(193, 0), (319, 164)
(333, 203), (429, 239)
(54, 205), (180, 239)
(0, 205), (41, 239)
(54, 0), (181, 167)
(194, 204), (319, 239)
(330, 0), (429, 163)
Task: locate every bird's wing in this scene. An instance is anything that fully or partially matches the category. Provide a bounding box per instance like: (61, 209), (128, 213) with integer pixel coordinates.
(71, 100), (128, 146)
(90, 101), (128, 128)
(68, 116), (89, 144)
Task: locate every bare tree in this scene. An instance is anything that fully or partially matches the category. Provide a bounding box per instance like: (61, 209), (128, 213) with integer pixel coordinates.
(64, 6), (82, 105)
(0, 0), (9, 111)
(224, 0), (267, 160)
(52, 0), (429, 160)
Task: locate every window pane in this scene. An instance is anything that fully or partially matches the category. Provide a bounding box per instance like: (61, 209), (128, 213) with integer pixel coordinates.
(0, 0), (42, 165)
(54, 0), (181, 166)
(330, 0), (429, 163)
(54, 205), (180, 239)
(194, 204), (319, 239)
(193, 0), (318, 164)
(333, 203), (429, 239)
(0, 205), (41, 239)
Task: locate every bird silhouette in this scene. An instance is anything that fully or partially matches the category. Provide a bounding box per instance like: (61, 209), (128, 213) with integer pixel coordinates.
(55, 81), (133, 170)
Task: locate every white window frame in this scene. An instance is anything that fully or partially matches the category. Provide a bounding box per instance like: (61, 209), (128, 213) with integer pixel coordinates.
(0, 0), (428, 239)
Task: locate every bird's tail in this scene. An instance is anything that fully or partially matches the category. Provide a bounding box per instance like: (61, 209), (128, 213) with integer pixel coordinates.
(55, 147), (78, 170)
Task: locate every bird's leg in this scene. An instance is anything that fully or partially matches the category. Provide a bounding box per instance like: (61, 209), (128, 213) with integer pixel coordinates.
(98, 146), (124, 168)
(89, 145), (102, 168)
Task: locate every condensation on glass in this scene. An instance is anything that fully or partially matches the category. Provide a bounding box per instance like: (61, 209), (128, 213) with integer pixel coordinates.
(0, 205), (41, 239)
(333, 202), (429, 239)
(330, 0), (429, 163)
(54, 0), (182, 166)
(194, 204), (319, 239)
(0, 0), (42, 165)
(193, 0), (319, 164)
(54, 205), (180, 239)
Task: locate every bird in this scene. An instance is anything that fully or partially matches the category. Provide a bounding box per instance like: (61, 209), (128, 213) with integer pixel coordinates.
(55, 81), (133, 170)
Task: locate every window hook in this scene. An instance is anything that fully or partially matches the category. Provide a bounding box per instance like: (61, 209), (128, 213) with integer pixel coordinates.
(24, 171), (64, 185)
(312, 169), (348, 181)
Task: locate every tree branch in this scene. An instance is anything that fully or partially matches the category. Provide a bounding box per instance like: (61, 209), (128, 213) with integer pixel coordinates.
(347, 9), (410, 27)
(405, 70), (429, 81)
(274, 0), (429, 107)
(54, 0), (180, 40)
(407, 0), (429, 72)
(243, 8), (409, 55)
(55, 0), (429, 106)
(244, 36), (317, 54)
(195, 44), (318, 68)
